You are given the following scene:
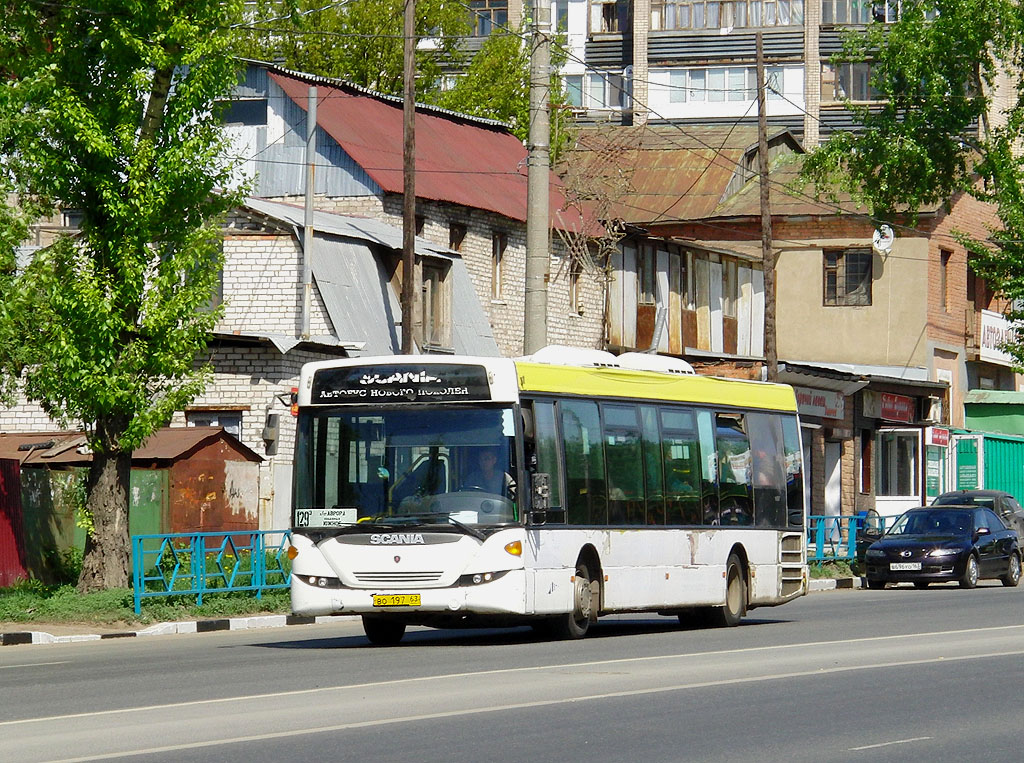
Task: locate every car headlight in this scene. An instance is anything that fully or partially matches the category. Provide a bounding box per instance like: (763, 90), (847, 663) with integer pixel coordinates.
(865, 548), (885, 558)
(928, 548), (960, 557)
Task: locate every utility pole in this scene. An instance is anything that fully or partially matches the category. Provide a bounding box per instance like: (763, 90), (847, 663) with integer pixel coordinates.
(524, 0), (551, 355)
(756, 32), (777, 382)
(401, 0), (416, 354)
(302, 86), (316, 341)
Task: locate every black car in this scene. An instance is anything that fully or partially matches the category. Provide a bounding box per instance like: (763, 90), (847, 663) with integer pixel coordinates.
(932, 489), (1024, 540)
(863, 506), (1021, 589)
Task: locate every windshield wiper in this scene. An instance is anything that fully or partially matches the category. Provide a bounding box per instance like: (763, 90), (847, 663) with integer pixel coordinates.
(446, 516), (486, 541)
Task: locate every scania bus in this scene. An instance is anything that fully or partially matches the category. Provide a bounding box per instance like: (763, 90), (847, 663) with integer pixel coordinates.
(289, 347), (807, 644)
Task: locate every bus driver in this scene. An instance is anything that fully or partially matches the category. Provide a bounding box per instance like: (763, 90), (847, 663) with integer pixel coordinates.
(463, 446), (515, 497)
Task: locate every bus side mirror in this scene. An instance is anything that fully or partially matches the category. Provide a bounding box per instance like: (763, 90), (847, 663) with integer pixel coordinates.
(528, 472), (550, 525)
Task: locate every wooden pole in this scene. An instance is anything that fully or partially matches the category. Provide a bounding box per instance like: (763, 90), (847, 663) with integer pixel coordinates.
(756, 32), (777, 381)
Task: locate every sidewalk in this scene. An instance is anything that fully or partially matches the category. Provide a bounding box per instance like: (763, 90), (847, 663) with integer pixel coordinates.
(2, 579), (861, 646)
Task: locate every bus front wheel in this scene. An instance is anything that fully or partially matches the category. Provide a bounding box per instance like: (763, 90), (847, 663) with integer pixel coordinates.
(549, 561), (596, 639)
(362, 615), (406, 646)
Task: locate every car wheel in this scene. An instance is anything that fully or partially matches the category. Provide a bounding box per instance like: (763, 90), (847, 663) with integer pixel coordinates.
(866, 579), (886, 590)
(549, 561), (595, 639)
(959, 554), (979, 589)
(362, 616), (406, 646)
(1001, 552), (1021, 588)
(913, 582), (929, 589)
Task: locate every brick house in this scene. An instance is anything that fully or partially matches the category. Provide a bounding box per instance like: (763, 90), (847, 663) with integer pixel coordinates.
(224, 62), (607, 357)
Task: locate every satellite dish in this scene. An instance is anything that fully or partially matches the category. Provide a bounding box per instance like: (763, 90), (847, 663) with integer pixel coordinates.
(872, 224), (894, 254)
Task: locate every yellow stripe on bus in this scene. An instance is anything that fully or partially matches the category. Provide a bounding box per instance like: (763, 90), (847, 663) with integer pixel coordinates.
(514, 362), (798, 412)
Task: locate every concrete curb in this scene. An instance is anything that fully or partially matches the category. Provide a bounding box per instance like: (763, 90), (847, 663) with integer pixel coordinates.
(3, 581), (865, 645)
(0, 614), (357, 646)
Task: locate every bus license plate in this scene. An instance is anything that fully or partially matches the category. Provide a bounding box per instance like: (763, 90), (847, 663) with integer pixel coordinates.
(372, 594), (421, 607)
(890, 562), (921, 571)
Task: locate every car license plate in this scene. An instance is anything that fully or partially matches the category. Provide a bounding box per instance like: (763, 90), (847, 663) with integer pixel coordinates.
(889, 562), (921, 571)
(372, 594), (421, 607)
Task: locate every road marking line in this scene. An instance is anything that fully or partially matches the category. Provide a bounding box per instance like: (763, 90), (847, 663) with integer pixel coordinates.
(0, 661), (69, 670)
(850, 736), (932, 751)
(44, 652), (1024, 762)
(5, 623), (1024, 727)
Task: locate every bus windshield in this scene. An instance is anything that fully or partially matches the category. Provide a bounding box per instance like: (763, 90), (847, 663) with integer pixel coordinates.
(294, 406), (518, 528)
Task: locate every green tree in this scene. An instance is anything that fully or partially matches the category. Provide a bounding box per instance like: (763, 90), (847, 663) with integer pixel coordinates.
(800, 0), (1024, 361)
(433, 26), (574, 160)
(234, 0), (470, 97)
(0, 0), (246, 591)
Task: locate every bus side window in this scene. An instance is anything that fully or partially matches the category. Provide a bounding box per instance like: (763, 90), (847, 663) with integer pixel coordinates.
(560, 400), (607, 525)
(696, 410), (718, 525)
(715, 412), (753, 526)
(532, 400), (563, 517)
(781, 416), (805, 527)
(640, 405), (664, 525)
(602, 403), (644, 525)
(661, 407), (701, 525)
(747, 412), (787, 528)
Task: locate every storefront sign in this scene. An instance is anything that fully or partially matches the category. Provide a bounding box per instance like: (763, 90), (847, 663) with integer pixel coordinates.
(863, 390), (915, 423)
(927, 427), (949, 447)
(793, 386), (845, 420)
(980, 309), (1014, 366)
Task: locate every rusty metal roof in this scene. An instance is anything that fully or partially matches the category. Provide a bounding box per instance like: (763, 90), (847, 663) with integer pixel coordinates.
(0, 428), (262, 466)
(267, 68), (580, 227)
(563, 125), (805, 225)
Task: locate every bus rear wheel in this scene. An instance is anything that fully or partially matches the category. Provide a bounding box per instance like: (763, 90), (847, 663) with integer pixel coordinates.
(362, 616), (406, 646)
(549, 561), (595, 639)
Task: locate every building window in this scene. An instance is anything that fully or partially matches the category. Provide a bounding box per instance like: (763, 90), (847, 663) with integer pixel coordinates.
(639, 245), (657, 305)
(592, 0), (629, 33)
(421, 259), (451, 349)
(492, 232), (507, 300)
(652, 0), (804, 30)
(940, 249), (951, 312)
(668, 66), (782, 104)
(586, 72), (627, 110)
(449, 222), (466, 252)
(821, 0), (923, 24)
(218, 98), (268, 126)
(876, 429), (919, 497)
(470, 0), (508, 36)
(569, 256), (584, 314)
(62, 209), (85, 229)
(415, 215), (425, 236)
(823, 248), (872, 306)
(564, 74), (584, 107)
(186, 410), (242, 440)
(821, 62), (880, 102)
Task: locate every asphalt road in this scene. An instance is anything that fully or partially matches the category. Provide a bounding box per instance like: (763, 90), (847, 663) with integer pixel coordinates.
(2, 582), (1024, 763)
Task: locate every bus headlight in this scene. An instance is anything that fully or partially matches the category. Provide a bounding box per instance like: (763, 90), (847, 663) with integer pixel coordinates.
(456, 570), (511, 586)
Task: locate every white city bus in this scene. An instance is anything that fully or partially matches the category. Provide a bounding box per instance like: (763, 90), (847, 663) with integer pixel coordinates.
(289, 348), (807, 644)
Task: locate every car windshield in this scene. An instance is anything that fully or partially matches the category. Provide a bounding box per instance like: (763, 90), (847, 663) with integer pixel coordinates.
(933, 493), (994, 510)
(887, 509), (973, 537)
(294, 405), (518, 529)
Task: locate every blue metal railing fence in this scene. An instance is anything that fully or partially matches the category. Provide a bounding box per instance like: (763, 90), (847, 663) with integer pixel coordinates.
(807, 514), (887, 563)
(132, 530), (292, 614)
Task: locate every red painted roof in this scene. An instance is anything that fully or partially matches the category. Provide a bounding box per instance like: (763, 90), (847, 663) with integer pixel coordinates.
(270, 70), (575, 226)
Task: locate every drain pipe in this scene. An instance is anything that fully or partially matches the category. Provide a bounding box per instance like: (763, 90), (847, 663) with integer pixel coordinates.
(301, 86), (316, 340)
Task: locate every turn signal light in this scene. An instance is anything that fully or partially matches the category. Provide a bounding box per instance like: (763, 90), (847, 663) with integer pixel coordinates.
(287, 546), (299, 560)
(504, 541), (522, 556)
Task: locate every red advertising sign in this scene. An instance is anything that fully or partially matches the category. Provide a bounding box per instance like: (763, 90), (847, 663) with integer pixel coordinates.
(881, 393), (915, 423)
(928, 427), (949, 447)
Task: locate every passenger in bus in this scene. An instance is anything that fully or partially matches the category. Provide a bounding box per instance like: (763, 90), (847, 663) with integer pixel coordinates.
(463, 447), (515, 497)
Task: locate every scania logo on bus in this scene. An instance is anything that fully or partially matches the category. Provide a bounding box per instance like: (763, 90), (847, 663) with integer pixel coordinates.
(369, 533), (426, 545)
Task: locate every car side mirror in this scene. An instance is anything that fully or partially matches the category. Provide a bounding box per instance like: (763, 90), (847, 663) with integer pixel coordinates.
(975, 527), (991, 539)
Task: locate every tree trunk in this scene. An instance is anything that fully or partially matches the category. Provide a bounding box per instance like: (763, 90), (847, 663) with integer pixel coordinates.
(77, 418), (133, 592)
